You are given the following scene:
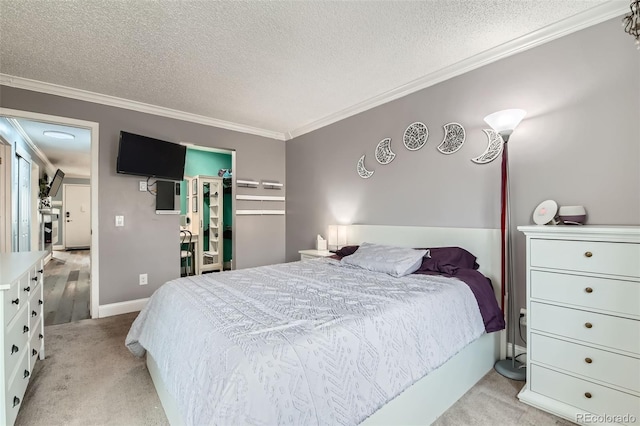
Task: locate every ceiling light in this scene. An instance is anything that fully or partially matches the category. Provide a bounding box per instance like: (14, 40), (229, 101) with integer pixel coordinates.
(43, 130), (75, 140)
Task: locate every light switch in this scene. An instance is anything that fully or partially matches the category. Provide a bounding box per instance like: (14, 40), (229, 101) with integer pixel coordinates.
(139, 181), (147, 192)
(115, 215), (124, 227)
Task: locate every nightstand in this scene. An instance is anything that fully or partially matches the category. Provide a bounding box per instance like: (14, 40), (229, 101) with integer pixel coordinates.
(298, 249), (333, 260)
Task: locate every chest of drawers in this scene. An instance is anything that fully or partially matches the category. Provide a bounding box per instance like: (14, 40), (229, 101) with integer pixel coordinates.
(517, 226), (640, 425)
(0, 251), (47, 426)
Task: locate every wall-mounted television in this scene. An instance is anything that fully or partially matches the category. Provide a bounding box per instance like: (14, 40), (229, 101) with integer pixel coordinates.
(116, 131), (186, 181)
(46, 169), (65, 197)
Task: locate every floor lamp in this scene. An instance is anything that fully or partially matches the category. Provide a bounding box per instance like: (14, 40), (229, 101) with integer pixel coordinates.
(484, 109), (527, 381)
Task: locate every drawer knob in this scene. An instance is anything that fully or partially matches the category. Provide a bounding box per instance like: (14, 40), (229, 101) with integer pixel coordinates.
(585, 287), (593, 293)
(31, 310), (37, 317)
(584, 392), (592, 399)
(13, 396), (20, 407)
(38, 269), (43, 274)
(23, 286), (30, 292)
(32, 349), (38, 357)
(23, 369), (30, 379)
(39, 299), (43, 305)
(585, 357), (593, 364)
(23, 325), (29, 333)
(585, 322), (593, 329)
(11, 344), (19, 355)
(39, 333), (43, 340)
(12, 298), (19, 305)
(31, 277), (38, 282)
(584, 251), (593, 258)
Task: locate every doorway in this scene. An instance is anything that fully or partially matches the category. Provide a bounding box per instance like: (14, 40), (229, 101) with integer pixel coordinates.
(0, 107), (99, 319)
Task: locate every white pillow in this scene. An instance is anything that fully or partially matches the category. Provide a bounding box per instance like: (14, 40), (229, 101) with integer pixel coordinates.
(340, 242), (428, 277)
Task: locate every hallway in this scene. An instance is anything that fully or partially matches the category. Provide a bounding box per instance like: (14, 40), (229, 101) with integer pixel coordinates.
(43, 249), (90, 326)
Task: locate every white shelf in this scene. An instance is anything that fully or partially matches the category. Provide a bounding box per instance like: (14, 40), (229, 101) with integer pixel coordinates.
(237, 179), (259, 188)
(236, 209), (285, 216)
(262, 181), (283, 189)
(236, 195), (285, 202)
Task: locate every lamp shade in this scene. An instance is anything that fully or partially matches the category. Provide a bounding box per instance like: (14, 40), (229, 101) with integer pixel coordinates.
(483, 109), (526, 136)
(327, 225), (348, 250)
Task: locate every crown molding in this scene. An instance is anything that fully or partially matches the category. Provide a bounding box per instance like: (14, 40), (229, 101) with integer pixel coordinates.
(285, 1), (628, 140)
(6, 117), (58, 176)
(0, 74), (286, 141)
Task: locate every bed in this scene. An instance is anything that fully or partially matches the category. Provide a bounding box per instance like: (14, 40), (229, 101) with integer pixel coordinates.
(126, 225), (505, 425)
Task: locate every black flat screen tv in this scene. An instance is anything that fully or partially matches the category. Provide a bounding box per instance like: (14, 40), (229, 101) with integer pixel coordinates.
(116, 131), (186, 181)
(46, 169), (65, 197)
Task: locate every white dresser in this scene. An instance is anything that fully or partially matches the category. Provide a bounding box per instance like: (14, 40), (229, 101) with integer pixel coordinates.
(298, 249), (333, 260)
(0, 251), (47, 426)
(518, 226), (640, 425)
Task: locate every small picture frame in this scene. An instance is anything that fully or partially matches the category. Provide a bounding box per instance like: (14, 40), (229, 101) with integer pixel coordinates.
(192, 178), (198, 195)
(192, 196), (198, 212)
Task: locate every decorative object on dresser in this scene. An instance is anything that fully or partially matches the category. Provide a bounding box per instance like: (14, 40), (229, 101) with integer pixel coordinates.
(518, 225), (640, 425)
(298, 249), (334, 261)
(622, 0), (639, 49)
(0, 251), (47, 426)
(484, 108), (527, 381)
(327, 224), (348, 252)
(558, 205), (587, 225)
(532, 199), (560, 225)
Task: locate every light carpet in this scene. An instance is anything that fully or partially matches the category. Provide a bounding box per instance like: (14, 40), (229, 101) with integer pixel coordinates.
(16, 313), (574, 425)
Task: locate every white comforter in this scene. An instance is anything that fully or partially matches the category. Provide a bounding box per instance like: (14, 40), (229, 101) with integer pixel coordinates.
(126, 258), (485, 425)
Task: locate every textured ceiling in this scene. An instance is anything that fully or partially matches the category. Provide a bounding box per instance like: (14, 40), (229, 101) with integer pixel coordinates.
(0, 0), (615, 136)
(15, 119), (90, 177)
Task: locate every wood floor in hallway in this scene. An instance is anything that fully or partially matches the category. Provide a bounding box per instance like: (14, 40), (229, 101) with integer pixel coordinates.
(43, 249), (90, 326)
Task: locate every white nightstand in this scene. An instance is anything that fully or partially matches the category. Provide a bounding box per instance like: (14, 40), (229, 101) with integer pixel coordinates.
(298, 249), (333, 260)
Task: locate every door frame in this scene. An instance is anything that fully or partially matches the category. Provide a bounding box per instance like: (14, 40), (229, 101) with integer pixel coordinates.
(0, 139), (11, 253)
(0, 107), (100, 318)
(62, 183), (91, 249)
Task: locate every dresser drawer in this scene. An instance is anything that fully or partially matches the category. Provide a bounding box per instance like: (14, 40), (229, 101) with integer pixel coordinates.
(530, 333), (640, 393)
(29, 319), (43, 372)
(5, 351), (30, 426)
(3, 274), (27, 326)
(530, 239), (640, 278)
(530, 364), (640, 423)
(531, 270), (639, 317)
(530, 302), (640, 355)
(4, 306), (29, 381)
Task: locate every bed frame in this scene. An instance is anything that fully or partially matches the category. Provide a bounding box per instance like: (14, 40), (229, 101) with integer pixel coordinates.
(146, 225), (504, 425)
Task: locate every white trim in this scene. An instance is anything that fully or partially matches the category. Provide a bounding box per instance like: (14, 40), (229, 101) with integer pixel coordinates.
(14, 141), (31, 162)
(0, 74), (285, 141)
(180, 142), (236, 155)
(98, 298), (148, 318)
(284, 2), (628, 140)
(0, 108), (100, 320)
(6, 118), (57, 177)
(236, 195), (285, 202)
(53, 244), (65, 250)
(63, 173), (91, 179)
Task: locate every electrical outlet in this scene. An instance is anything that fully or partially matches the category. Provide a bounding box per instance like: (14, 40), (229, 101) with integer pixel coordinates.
(139, 273), (148, 286)
(115, 215), (124, 227)
(519, 308), (527, 327)
(139, 181), (148, 192)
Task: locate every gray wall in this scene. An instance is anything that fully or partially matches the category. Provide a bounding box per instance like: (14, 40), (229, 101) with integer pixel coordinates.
(0, 88), (286, 305)
(286, 17), (640, 344)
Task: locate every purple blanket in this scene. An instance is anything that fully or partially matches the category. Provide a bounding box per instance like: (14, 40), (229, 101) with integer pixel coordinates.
(414, 268), (505, 333)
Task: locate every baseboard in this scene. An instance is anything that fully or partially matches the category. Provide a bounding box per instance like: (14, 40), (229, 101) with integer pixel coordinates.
(44, 252), (52, 264)
(53, 244), (65, 250)
(98, 298), (148, 318)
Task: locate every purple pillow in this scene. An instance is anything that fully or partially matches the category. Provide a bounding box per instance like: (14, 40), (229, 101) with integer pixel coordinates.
(415, 247), (479, 274)
(335, 245), (359, 257)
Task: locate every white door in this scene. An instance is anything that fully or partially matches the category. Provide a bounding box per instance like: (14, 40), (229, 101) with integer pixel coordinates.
(64, 184), (90, 248)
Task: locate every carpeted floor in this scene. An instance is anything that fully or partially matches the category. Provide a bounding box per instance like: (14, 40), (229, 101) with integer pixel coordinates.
(16, 313), (574, 425)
